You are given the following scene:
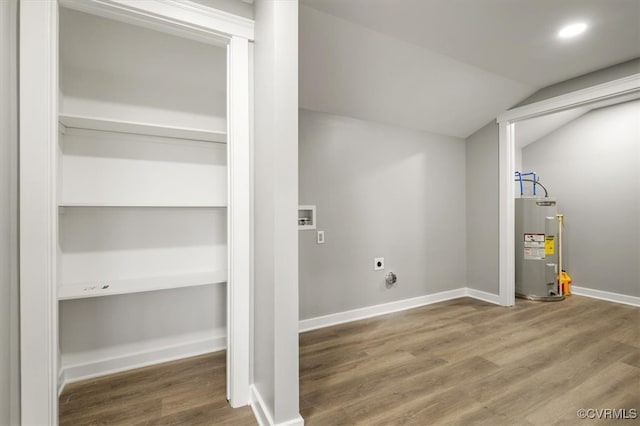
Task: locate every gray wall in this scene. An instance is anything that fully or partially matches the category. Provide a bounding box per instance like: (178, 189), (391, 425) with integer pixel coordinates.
(299, 109), (467, 319)
(253, 0), (300, 422)
(0, 0), (19, 424)
(516, 58), (640, 107)
(465, 122), (500, 295)
(466, 60), (640, 297)
(522, 101), (639, 297)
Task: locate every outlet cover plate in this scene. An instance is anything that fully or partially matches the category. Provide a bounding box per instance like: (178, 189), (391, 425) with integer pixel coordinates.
(374, 257), (384, 271)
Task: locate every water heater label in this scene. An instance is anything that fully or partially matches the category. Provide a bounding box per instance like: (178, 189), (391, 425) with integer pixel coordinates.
(524, 233), (545, 243)
(545, 236), (555, 255)
(524, 233), (545, 260)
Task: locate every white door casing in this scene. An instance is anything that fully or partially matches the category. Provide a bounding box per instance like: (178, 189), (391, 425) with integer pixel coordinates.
(19, 1), (254, 423)
(496, 73), (640, 307)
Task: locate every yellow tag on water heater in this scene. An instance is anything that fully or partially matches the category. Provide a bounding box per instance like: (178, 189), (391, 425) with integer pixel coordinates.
(545, 236), (555, 255)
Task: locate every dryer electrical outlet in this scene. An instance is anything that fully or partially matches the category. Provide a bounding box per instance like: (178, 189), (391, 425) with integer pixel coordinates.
(374, 257), (384, 271)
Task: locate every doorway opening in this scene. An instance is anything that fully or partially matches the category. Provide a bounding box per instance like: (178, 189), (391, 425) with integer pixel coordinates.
(497, 75), (640, 306)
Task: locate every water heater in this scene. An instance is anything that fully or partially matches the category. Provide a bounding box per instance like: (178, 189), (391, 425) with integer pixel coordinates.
(515, 198), (562, 300)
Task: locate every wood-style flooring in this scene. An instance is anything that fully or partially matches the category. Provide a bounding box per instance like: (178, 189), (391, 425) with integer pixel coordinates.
(58, 351), (256, 425)
(60, 296), (639, 425)
(300, 296), (639, 425)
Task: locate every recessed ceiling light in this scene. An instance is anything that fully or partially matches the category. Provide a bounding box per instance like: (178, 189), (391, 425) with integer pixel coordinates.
(558, 22), (587, 39)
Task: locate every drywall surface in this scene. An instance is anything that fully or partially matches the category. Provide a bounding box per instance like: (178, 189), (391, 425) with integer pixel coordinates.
(253, 0), (300, 423)
(516, 58), (640, 107)
(465, 122), (500, 295)
(59, 8), (227, 133)
(523, 101), (640, 297)
(59, 285), (226, 359)
(0, 0), (19, 423)
(466, 60), (640, 298)
(299, 109), (466, 319)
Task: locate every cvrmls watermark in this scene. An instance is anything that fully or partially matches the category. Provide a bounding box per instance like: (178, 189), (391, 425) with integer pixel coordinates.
(577, 408), (637, 420)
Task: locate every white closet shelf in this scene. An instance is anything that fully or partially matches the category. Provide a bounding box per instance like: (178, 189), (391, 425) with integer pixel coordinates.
(58, 202), (227, 208)
(58, 270), (227, 300)
(59, 113), (227, 143)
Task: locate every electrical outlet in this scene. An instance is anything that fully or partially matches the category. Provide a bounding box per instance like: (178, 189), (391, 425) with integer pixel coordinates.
(317, 230), (325, 244)
(374, 257), (384, 271)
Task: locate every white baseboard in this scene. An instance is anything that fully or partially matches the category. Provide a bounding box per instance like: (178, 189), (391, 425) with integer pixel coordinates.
(465, 288), (502, 305)
(299, 287), (507, 333)
(59, 333), (226, 387)
(571, 286), (640, 307)
(250, 385), (273, 426)
(277, 415), (305, 426)
(57, 369), (66, 397)
(250, 385), (304, 426)
(299, 288), (467, 333)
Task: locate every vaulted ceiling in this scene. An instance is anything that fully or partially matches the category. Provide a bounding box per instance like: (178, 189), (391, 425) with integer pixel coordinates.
(299, 0), (640, 138)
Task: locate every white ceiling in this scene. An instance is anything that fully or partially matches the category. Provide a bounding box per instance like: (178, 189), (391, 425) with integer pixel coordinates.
(299, 0), (640, 138)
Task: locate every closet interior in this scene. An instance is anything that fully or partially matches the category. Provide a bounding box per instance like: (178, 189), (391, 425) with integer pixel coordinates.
(57, 6), (229, 384)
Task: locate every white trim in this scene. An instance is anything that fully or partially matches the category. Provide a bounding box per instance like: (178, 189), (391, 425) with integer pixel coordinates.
(299, 288), (467, 332)
(58, 113), (227, 143)
(227, 35), (252, 407)
(248, 40), (255, 393)
(465, 288), (502, 305)
(498, 121), (516, 307)
(57, 370), (66, 397)
(21, 2), (255, 423)
(59, 335), (226, 386)
(19, 1), (59, 424)
(250, 385), (274, 426)
(297, 286), (640, 335)
(59, 0), (254, 43)
(571, 286), (640, 308)
(496, 74), (640, 309)
(276, 416), (305, 426)
(57, 270), (227, 300)
(498, 73), (640, 123)
(250, 385), (305, 426)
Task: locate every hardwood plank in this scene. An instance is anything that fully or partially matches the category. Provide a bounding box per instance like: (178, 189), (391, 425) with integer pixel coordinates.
(344, 356), (500, 425)
(300, 296), (639, 425)
(60, 296), (638, 425)
(523, 361), (640, 425)
(59, 352), (255, 426)
(302, 354), (448, 410)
